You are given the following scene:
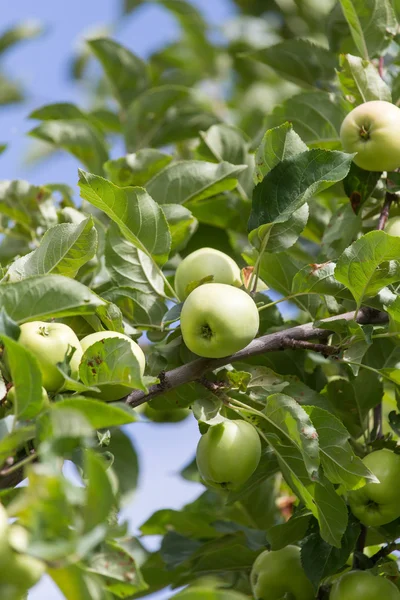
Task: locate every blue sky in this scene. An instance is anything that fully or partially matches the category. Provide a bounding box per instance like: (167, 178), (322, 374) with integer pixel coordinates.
(0, 1), (233, 598)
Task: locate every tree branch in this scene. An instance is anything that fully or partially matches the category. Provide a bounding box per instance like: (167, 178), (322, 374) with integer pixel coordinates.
(124, 306), (388, 408)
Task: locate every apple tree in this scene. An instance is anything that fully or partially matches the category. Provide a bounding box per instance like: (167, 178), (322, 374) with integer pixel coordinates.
(3, 0), (400, 598)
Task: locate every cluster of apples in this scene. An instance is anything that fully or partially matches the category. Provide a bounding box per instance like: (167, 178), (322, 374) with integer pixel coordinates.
(175, 247), (260, 358)
(0, 503), (45, 598)
(8, 322), (145, 402)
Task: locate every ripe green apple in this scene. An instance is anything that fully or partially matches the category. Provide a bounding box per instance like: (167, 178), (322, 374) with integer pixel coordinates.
(17, 322), (82, 392)
(385, 216), (400, 237)
(7, 386), (49, 412)
(340, 100), (400, 172)
(180, 283), (259, 358)
(330, 570), (400, 600)
(250, 545), (314, 600)
(348, 449), (400, 526)
(174, 247), (242, 300)
(80, 330), (145, 401)
(196, 420), (261, 490)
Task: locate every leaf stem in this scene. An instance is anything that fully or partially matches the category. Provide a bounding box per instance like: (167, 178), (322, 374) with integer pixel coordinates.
(0, 452), (37, 477)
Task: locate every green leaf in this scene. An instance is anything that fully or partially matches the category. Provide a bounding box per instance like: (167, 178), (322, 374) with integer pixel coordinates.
(49, 564), (112, 600)
(88, 539), (148, 597)
(29, 121), (108, 174)
(104, 149), (172, 187)
(78, 171), (171, 265)
(6, 218), (97, 281)
(29, 102), (88, 121)
(0, 179), (55, 229)
(250, 204), (309, 254)
(88, 38), (150, 108)
(79, 338), (146, 393)
(101, 288), (166, 327)
(254, 122), (308, 184)
(338, 0), (396, 59)
(0, 417), (35, 464)
(105, 223), (166, 296)
(0, 21), (42, 56)
(338, 54), (391, 104)
(53, 398), (136, 429)
(263, 394), (320, 480)
(335, 231), (400, 307)
(0, 275), (105, 322)
(321, 204), (362, 259)
(248, 149), (353, 232)
(162, 204), (198, 254)
(84, 450), (114, 532)
(306, 406), (376, 490)
(267, 510), (311, 550)
(245, 39), (337, 90)
(1, 335), (44, 420)
(264, 91), (349, 149)
(146, 160), (247, 205)
(124, 85), (218, 151)
(301, 514), (360, 589)
(104, 429), (139, 505)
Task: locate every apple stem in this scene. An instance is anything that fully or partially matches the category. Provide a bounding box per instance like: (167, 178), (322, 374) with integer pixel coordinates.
(353, 524), (367, 569)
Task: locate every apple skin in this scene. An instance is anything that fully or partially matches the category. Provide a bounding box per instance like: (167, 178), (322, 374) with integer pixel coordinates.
(180, 283), (259, 358)
(330, 570), (400, 600)
(174, 247), (242, 300)
(348, 449), (400, 527)
(340, 101), (400, 172)
(144, 405), (190, 423)
(385, 216), (400, 237)
(250, 545), (314, 600)
(196, 420), (261, 490)
(80, 330), (145, 401)
(18, 322), (82, 392)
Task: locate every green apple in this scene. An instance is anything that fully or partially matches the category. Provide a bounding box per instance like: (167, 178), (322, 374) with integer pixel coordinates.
(340, 101), (400, 172)
(7, 386), (49, 412)
(0, 503), (12, 567)
(80, 330), (145, 401)
(196, 420), (261, 490)
(1, 552), (45, 589)
(180, 283), (259, 358)
(174, 247), (242, 300)
(385, 216), (400, 237)
(330, 570), (400, 600)
(17, 322), (82, 392)
(250, 545), (314, 600)
(144, 405), (190, 423)
(348, 449), (400, 526)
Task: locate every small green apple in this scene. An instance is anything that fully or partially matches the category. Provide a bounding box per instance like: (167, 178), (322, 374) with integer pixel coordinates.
(196, 420), (261, 490)
(348, 449), (400, 526)
(340, 100), (400, 172)
(250, 545), (314, 600)
(17, 322), (82, 392)
(2, 552), (45, 589)
(180, 283), (259, 358)
(144, 405), (190, 423)
(385, 216), (400, 237)
(80, 330), (145, 401)
(175, 247), (242, 300)
(330, 570), (400, 600)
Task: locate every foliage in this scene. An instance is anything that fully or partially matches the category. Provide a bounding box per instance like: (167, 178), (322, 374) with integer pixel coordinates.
(1, 1), (400, 599)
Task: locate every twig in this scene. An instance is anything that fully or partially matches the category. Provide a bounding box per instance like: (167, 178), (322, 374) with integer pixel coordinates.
(377, 192), (395, 231)
(280, 338), (340, 357)
(370, 542), (400, 564)
(378, 56), (384, 79)
(0, 452), (37, 477)
(124, 306), (388, 408)
(353, 524), (367, 569)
